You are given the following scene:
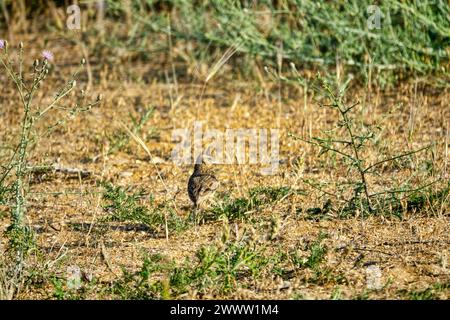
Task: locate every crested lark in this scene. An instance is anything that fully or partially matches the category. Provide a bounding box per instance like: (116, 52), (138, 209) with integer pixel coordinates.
(187, 155), (219, 221)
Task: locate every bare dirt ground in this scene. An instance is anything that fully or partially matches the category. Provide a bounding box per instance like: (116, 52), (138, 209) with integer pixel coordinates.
(0, 38), (449, 300)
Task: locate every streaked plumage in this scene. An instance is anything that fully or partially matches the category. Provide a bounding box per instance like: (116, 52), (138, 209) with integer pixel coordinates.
(187, 157), (219, 220)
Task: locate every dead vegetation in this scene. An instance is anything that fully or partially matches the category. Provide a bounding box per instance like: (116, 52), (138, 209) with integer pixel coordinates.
(0, 2), (449, 300)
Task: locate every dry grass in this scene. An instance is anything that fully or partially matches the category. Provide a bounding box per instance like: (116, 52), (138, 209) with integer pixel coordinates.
(0, 32), (449, 300)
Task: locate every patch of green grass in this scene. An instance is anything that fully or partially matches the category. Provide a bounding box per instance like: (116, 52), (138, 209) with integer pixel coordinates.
(169, 239), (269, 295)
(291, 293), (305, 300)
(49, 274), (99, 300)
(291, 74), (440, 219)
(106, 0), (450, 86)
(406, 183), (450, 212)
(210, 196), (253, 221)
(51, 277), (67, 300)
(288, 233), (327, 270)
(302, 199), (334, 221)
(399, 282), (450, 300)
(305, 232), (328, 270)
(287, 231), (328, 271)
(408, 288), (436, 300)
(50, 276), (86, 300)
(107, 237), (270, 299)
(376, 182), (450, 218)
(249, 186), (292, 203)
(287, 232), (346, 285)
(53, 230), (347, 299)
(109, 254), (173, 300)
(107, 106), (157, 155)
(101, 183), (187, 235)
(310, 267), (347, 286)
(4, 224), (35, 255)
(331, 287), (342, 300)
(353, 290), (370, 300)
(210, 186), (294, 221)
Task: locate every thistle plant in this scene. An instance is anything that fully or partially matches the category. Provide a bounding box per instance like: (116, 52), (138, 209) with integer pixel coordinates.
(289, 72), (434, 217)
(0, 40), (101, 251)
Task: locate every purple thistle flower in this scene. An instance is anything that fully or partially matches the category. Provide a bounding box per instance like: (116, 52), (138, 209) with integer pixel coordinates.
(42, 50), (54, 61)
(0, 39), (5, 50)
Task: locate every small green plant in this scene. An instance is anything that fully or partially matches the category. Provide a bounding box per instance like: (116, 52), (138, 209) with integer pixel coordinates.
(285, 233), (328, 273)
(101, 183), (186, 234)
(305, 232), (328, 270)
(399, 282), (449, 300)
(109, 254), (173, 299)
(50, 276), (90, 300)
(290, 232), (327, 268)
(301, 199), (333, 221)
(290, 74), (437, 217)
(0, 41), (101, 246)
(51, 277), (67, 300)
(353, 290), (370, 300)
(405, 182), (450, 213)
(210, 186), (294, 221)
(408, 288), (436, 300)
(287, 232), (346, 285)
(108, 228), (273, 299)
(0, 40), (101, 298)
(169, 238), (269, 295)
(105, 228), (349, 299)
(107, 105), (157, 155)
(331, 287), (342, 300)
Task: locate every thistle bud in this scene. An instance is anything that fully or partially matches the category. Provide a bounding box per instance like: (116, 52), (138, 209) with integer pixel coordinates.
(19, 42), (23, 49)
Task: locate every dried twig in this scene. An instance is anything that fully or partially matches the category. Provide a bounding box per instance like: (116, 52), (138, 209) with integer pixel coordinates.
(27, 164), (92, 178)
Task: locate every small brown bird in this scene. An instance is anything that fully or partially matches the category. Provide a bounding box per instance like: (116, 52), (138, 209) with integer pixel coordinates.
(187, 155), (219, 221)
